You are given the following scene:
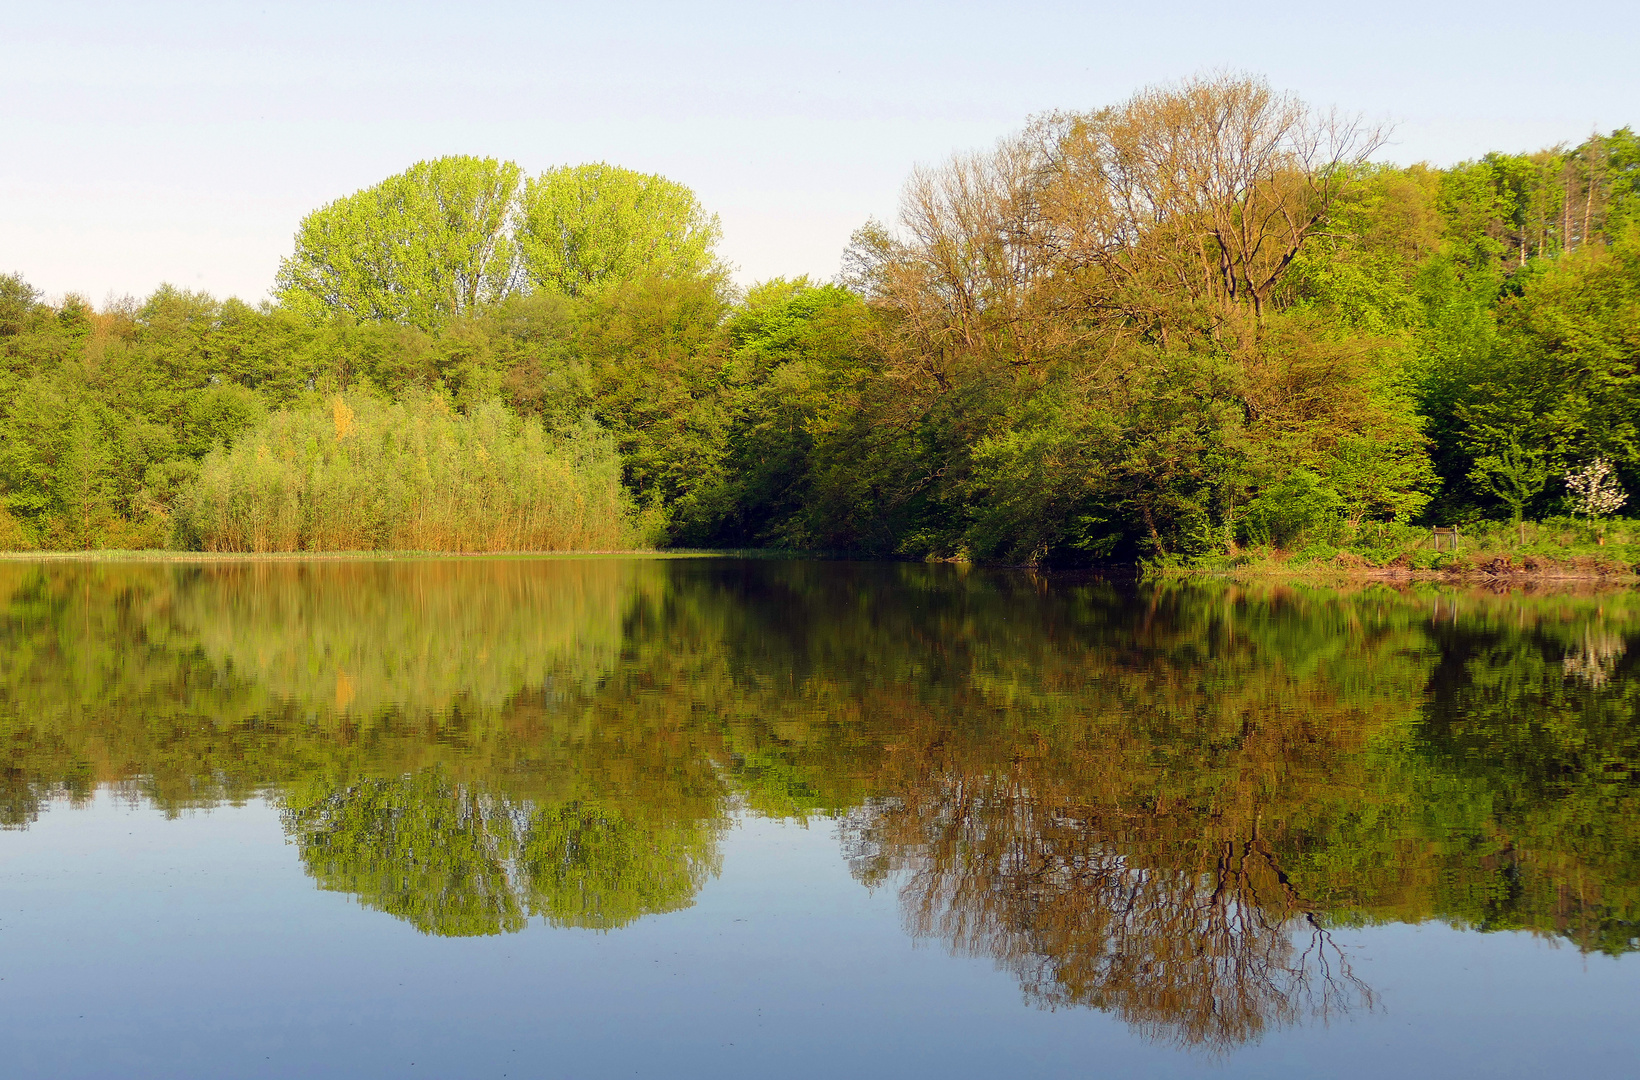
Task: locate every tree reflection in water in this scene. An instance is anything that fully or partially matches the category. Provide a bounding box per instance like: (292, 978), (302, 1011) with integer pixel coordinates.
(2, 558), (1637, 1050)
(285, 768), (722, 935)
(845, 782), (1372, 1050)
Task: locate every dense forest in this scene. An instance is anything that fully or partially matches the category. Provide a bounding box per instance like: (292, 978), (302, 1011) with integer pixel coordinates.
(2, 73), (1637, 560)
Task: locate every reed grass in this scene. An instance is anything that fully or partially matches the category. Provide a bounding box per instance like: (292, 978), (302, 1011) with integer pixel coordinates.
(176, 393), (648, 553)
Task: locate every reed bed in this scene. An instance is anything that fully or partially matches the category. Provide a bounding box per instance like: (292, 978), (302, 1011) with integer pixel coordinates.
(177, 394), (644, 552)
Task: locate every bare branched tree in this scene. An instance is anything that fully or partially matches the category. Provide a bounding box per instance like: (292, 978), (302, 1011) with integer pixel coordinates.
(1037, 72), (1388, 333)
(845, 72), (1389, 393)
(844, 138), (1070, 399)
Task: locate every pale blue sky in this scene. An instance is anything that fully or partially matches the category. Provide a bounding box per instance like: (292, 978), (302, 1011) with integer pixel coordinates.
(2, 0), (1635, 304)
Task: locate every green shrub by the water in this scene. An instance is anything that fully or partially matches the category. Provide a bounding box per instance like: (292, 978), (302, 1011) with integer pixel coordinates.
(1166, 516), (1640, 576)
(175, 394), (646, 553)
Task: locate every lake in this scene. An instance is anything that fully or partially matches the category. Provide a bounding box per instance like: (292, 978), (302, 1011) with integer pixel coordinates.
(1, 557), (1637, 1078)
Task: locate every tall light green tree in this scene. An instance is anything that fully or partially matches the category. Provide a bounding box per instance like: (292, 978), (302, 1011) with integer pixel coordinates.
(275, 156), (524, 330)
(517, 164), (724, 297)
(1468, 434), (1551, 525)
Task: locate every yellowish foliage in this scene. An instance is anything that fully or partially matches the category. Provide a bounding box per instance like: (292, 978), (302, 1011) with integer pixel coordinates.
(331, 395), (356, 440)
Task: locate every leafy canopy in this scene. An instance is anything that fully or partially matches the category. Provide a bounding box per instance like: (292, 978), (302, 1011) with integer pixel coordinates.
(275, 157), (724, 330)
(518, 163), (724, 297)
(275, 156), (524, 330)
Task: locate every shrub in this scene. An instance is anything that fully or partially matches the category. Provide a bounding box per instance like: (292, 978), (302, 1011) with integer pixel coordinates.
(1240, 471), (1346, 549)
(0, 505), (35, 551)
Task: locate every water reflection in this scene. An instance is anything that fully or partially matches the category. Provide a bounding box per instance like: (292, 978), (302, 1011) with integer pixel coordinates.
(284, 770), (721, 935)
(843, 787), (1374, 1050)
(1, 558), (1637, 1049)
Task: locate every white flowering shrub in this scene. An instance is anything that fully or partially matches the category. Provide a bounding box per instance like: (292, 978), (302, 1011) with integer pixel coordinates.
(1565, 458), (1629, 518)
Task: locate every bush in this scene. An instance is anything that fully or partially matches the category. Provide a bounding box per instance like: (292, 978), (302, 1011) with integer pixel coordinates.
(1240, 471), (1346, 549)
(175, 393), (645, 552)
(0, 505), (35, 551)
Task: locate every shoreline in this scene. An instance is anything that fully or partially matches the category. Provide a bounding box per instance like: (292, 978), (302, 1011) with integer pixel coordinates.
(0, 549), (689, 563)
(5, 549), (1638, 587)
(1152, 564), (1640, 586)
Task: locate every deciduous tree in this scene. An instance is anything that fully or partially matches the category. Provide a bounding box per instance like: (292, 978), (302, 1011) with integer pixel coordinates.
(276, 156), (524, 330)
(517, 164), (723, 298)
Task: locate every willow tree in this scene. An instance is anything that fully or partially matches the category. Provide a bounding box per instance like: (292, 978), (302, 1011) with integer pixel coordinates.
(517, 164), (724, 297)
(275, 156), (524, 330)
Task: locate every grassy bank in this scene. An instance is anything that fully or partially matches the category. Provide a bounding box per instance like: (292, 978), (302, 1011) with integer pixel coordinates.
(1159, 517), (1640, 581)
(0, 550), (698, 562)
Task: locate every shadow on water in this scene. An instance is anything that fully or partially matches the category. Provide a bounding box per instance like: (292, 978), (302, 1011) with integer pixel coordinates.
(2, 558), (1638, 1050)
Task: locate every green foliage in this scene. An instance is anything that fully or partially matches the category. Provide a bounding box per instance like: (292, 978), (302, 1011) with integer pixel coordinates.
(519, 798), (721, 929)
(571, 273), (732, 517)
(286, 770), (532, 936)
(275, 156), (524, 330)
(964, 390), (1118, 563)
(0, 272), (41, 338)
(272, 157), (725, 334)
(0, 504), (34, 551)
(1469, 437), (1552, 523)
(674, 279), (865, 547)
(517, 164), (724, 298)
(176, 393), (639, 552)
(1241, 470), (1345, 548)
(1, 109), (1638, 559)
(285, 773), (720, 936)
(0, 264), (721, 550)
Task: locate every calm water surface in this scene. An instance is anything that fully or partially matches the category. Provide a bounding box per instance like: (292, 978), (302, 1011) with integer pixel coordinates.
(1, 558), (1637, 1078)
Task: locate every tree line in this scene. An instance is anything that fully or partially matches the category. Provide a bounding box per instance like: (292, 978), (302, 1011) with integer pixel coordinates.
(1, 73), (1637, 558)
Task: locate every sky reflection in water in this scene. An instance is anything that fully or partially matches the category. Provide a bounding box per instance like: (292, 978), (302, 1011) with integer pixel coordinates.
(1, 557), (1637, 1078)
